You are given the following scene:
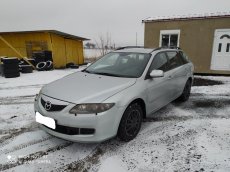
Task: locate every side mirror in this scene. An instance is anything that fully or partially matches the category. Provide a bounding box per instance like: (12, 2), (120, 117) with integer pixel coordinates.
(150, 70), (164, 78)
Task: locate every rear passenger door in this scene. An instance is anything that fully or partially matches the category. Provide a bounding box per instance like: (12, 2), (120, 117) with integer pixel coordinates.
(165, 51), (187, 98)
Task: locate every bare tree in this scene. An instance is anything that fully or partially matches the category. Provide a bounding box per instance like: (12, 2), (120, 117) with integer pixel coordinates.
(95, 33), (114, 56)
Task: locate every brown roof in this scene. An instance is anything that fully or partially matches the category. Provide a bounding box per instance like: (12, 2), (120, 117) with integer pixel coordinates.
(0, 30), (89, 41)
(142, 12), (230, 23)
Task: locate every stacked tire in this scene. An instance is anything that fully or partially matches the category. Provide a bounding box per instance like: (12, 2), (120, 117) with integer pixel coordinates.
(32, 51), (53, 71)
(20, 65), (33, 73)
(19, 59), (35, 73)
(1, 58), (20, 78)
(66, 62), (79, 69)
(0, 63), (4, 76)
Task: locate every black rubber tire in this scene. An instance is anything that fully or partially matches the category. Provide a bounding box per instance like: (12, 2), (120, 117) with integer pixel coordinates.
(3, 64), (19, 69)
(117, 103), (143, 142)
(3, 62), (19, 77)
(66, 62), (75, 68)
(27, 59), (36, 66)
(0, 64), (4, 76)
(45, 61), (53, 70)
(0, 56), (7, 63)
(33, 52), (45, 64)
(43, 51), (53, 61)
(4, 68), (19, 74)
(19, 60), (26, 65)
(20, 65), (33, 73)
(5, 72), (20, 78)
(36, 62), (46, 71)
(19, 59), (36, 66)
(69, 64), (79, 69)
(2, 58), (19, 64)
(176, 80), (192, 102)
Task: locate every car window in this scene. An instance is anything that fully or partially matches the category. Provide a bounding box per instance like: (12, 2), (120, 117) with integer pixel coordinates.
(166, 51), (184, 70)
(179, 51), (190, 64)
(149, 52), (168, 72)
(85, 52), (151, 78)
(93, 53), (119, 69)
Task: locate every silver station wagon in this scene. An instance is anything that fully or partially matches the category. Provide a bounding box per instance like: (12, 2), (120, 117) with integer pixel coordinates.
(34, 47), (194, 142)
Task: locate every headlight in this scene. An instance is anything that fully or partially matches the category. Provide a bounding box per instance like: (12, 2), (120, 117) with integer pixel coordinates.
(69, 103), (115, 114)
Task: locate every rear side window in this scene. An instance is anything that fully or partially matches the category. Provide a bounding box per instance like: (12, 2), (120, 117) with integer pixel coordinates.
(179, 51), (190, 64)
(166, 51), (184, 70)
(149, 52), (168, 72)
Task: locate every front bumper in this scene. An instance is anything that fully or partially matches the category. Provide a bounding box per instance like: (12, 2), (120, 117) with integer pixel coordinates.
(34, 94), (124, 143)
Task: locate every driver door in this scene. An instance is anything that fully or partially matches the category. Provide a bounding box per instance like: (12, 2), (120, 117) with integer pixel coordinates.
(145, 52), (172, 114)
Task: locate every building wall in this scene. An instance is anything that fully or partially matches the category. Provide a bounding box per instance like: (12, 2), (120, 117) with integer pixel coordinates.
(0, 33), (51, 57)
(50, 33), (66, 68)
(0, 32), (84, 68)
(64, 38), (84, 65)
(50, 33), (84, 68)
(144, 18), (230, 74)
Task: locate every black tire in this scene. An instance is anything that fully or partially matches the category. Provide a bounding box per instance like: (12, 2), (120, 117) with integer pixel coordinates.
(176, 80), (192, 102)
(0, 56), (7, 63)
(19, 59), (36, 66)
(20, 65), (33, 73)
(43, 51), (53, 61)
(66, 62), (75, 68)
(70, 64), (79, 69)
(33, 52), (45, 64)
(5, 72), (20, 78)
(27, 59), (36, 66)
(36, 62), (46, 71)
(2, 58), (19, 64)
(82, 62), (88, 65)
(4, 64), (19, 70)
(117, 103), (143, 142)
(19, 60), (26, 65)
(4, 68), (19, 74)
(0, 64), (4, 76)
(45, 61), (53, 70)
(3, 62), (19, 76)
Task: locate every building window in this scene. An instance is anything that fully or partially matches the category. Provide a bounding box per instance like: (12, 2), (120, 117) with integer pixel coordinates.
(160, 30), (180, 47)
(218, 43), (222, 52)
(226, 43), (230, 52)
(26, 41), (48, 58)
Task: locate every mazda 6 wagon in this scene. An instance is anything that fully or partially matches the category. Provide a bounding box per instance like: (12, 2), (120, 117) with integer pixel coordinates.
(34, 46), (194, 142)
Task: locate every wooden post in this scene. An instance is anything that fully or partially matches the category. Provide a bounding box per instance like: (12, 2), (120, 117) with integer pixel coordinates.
(0, 36), (36, 69)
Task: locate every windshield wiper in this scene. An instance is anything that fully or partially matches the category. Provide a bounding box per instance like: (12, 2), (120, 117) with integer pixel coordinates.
(82, 70), (94, 74)
(93, 72), (123, 77)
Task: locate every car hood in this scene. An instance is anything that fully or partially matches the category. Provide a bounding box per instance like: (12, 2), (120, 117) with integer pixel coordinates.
(42, 72), (136, 104)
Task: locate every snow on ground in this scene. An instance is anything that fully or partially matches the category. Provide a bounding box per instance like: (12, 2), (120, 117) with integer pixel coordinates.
(0, 69), (83, 98)
(0, 71), (230, 172)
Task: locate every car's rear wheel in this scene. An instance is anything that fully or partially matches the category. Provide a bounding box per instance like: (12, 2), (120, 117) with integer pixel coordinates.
(117, 103), (143, 142)
(176, 79), (192, 102)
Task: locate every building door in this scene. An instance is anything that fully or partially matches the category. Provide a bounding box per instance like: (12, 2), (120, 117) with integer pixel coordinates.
(211, 29), (230, 71)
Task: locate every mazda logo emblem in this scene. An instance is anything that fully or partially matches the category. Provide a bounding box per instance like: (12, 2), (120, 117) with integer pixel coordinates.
(45, 101), (52, 111)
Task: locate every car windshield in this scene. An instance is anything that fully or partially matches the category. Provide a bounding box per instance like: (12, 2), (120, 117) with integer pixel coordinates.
(83, 52), (151, 78)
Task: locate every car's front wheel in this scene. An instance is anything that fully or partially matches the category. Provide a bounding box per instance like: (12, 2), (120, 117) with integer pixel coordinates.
(117, 103), (143, 142)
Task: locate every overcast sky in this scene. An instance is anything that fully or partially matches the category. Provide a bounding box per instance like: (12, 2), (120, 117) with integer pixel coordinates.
(0, 0), (230, 46)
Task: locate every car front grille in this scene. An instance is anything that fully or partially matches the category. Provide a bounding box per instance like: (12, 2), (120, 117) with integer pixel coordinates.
(41, 97), (67, 112)
(43, 124), (95, 135)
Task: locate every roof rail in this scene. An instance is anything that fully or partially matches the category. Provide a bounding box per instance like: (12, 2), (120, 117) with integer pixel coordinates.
(115, 46), (146, 50)
(154, 46), (181, 51)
